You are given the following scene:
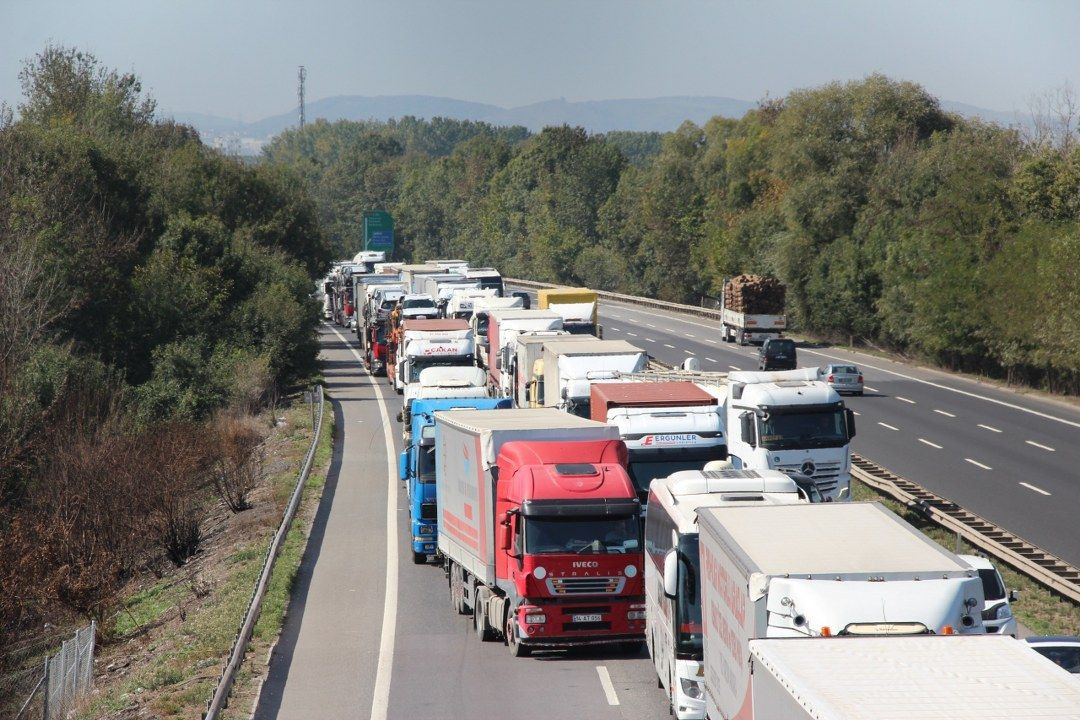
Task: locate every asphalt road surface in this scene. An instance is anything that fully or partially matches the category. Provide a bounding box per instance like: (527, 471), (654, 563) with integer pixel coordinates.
(255, 325), (669, 720)
(514, 289), (1079, 567)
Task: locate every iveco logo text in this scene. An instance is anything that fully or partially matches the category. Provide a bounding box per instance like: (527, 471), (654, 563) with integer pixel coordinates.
(572, 561), (599, 568)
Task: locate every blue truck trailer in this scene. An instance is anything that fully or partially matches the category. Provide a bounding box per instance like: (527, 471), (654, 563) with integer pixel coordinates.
(399, 396), (511, 564)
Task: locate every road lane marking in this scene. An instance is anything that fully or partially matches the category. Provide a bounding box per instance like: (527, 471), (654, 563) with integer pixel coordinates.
(965, 458), (992, 470)
(799, 347), (1080, 430)
(934, 409), (956, 417)
(896, 396), (916, 404)
(978, 424), (1002, 433)
(644, 338), (656, 343)
(919, 438), (943, 449)
(864, 386), (879, 392)
(626, 332), (638, 337)
(878, 422), (900, 431)
(1025, 440), (1056, 452)
(729, 365), (740, 370)
(685, 350), (695, 355)
(705, 357), (718, 363)
(596, 666), (620, 706)
(329, 325), (398, 720)
(663, 343), (676, 349)
(1019, 482), (1051, 496)
(852, 411), (861, 416)
(705, 339), (719, 344)
(685, 333), (695, 338)
(645, 323), (655, 328)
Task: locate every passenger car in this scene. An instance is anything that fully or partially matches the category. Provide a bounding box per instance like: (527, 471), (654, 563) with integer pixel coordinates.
(1026, 636), (1080, 673)
(818, 364), (864, 395)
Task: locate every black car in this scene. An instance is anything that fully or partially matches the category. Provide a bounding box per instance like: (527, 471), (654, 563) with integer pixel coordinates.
(758, 337), (797, 370)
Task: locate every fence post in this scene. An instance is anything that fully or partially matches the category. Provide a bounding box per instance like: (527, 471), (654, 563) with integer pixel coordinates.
(41, 656), (50, 720)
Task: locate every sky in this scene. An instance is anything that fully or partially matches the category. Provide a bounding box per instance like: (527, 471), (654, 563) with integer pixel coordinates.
(1, 0), (1078, 122)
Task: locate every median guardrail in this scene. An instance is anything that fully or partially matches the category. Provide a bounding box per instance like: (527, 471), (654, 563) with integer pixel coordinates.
(203, 385), (325, 720)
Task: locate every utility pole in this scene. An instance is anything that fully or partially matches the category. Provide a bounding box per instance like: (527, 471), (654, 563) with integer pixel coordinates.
(297, 65), (306, 129)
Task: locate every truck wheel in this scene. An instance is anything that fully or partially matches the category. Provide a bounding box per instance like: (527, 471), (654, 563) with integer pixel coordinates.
(412, 551), (427, 565)
(505, 613), (530, 657)
(474, 591), (495, 642)
(448, 563), (468, 615)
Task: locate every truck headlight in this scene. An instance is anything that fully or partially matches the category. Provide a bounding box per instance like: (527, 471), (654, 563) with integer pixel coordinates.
(680, 677), (703, 700)
(994, 602), (1013, 621)
(524, 612), (547, 624)
(628, 611), (646, 620)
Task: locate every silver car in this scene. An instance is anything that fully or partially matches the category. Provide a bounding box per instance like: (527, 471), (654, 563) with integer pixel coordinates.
(819, 364), (863, 395)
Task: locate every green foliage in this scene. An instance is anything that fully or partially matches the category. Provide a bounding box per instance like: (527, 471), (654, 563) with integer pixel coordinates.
(260, 75), (1078, 394)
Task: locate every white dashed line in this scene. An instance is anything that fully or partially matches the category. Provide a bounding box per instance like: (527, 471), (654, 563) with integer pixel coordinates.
(965, 458), (992, 470)
(596, 666), (620, 705)
(977, 424), (1002, 433)
(729, 365), (740, 371)
(663, 343), (676, 349)
(1019, 482), (1051, 496)
(705, 357), (718, 363)
(643, 338), (656, 343)
(705, 339), (719, 344)
(626, 332), (638, 337)
(852, 411), (861, 416)
(878, 422), (900, 431)
(864, 386), (879, 393)
(934, 409), (956, 417)
(645, 323), (655, 328)
(918, 438), (943, 449)
(896, 396), (916, 404)
(685, 350), (695, 355)
(1025, 440), (1056, 452)
(685, 333), (695, 338)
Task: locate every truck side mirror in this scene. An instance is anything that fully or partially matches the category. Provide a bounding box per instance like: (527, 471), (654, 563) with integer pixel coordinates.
(397, 450), (409, 482)
(499, 511), (514, 552)
(740, 412), (756, 448)
(1008, 589), (1020, 602)
(663, 550), (679, 599)
(846, 408), (857, 440)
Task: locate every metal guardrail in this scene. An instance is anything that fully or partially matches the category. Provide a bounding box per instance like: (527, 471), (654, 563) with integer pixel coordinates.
(505, 278), (727, 322)
(850, 454), (1080, 603)
(203, 385), (325, 720)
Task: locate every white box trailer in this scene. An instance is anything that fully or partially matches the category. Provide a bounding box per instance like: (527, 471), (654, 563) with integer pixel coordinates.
(541, 339), (648, 414)
(698, 502), (987, 720)
(435, 408), (620, 585)
(713, 634), (1080, 720)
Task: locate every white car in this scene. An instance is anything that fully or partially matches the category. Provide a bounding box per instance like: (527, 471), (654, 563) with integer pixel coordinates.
(1026, 636), (1080, 674)
(959, 554), (1017, 636)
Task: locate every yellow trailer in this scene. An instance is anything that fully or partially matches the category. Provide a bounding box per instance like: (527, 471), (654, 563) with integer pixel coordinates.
(536, 287), (600, 336)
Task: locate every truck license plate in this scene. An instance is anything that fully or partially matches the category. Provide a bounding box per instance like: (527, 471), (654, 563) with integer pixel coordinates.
(572, 613), (602, 623)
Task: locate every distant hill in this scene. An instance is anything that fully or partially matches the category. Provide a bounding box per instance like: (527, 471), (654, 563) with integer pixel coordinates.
(168, 94), (1027, 155)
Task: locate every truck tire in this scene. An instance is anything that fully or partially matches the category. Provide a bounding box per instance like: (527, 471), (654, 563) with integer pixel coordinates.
(474, 589), (495, 642)
(412, 551), (427, 565)
(505, 613), (530, 657)
(448, 562), (469, 615)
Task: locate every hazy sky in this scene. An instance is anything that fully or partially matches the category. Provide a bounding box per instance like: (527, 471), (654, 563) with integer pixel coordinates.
(2, 0), (1077, 121)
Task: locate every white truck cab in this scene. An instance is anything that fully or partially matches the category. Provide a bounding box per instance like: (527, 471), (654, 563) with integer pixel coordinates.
(401, 365), (488, 427)
(398, 293), (439, 320)
(645, 469), (806, 719)
(395, 328), (475, 393)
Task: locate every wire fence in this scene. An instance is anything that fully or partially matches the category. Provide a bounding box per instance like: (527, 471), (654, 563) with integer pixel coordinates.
(13, 621), (95, 720)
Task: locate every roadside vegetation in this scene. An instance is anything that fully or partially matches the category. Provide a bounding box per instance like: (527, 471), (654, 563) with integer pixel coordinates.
(264, 75), (1079, 394)
(0, 45), (329, 708)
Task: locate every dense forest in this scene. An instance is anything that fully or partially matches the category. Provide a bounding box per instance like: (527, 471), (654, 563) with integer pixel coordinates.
(264, 74), (1079, 393)
(0, 47), (328, 648)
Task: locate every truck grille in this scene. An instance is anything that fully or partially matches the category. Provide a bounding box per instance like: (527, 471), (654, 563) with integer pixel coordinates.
(778, 462), (841, 493)
(420, 502), (437, 520)
(546, 577), (626, 595)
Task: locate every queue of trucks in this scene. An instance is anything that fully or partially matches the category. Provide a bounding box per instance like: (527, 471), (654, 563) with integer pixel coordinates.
(321, 260), (1080, 718)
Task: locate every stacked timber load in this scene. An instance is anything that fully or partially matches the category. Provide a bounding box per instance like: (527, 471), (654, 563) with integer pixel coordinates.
(724, 274), (785, 314)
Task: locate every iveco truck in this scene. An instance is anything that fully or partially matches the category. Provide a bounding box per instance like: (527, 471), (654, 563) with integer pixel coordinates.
(436, 409), (645, 655)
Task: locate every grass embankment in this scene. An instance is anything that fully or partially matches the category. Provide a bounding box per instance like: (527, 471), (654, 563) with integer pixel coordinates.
(81, 394), (334, 720)
(851, 481), (1080, 636)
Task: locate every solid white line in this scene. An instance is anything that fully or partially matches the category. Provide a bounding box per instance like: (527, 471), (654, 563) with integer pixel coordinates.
(1019, 482), (1051, 496)
(965, 458), (992, 470)
(864, 386), (879, 393)
(918, 438), (943, 449)
(663, 343), (676, 349)
(978, 424), (1002, 433)
(934, 409), (956, 417)
(896, 396), (916, 404)
(626, 332), (638, 337)
(878, 422), (899, 431)
(329, 325), (398, 720)
(596, 666), (620, 706)
(705, 357), (718, 363)
(1025, 440), (1056, 452)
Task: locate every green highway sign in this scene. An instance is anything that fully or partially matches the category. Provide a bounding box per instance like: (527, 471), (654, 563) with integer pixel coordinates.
(363, 211), (394, 254)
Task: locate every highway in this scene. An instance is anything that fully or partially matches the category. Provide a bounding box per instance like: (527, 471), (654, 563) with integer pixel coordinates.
(255, 326), (669, 720)
(551, 292), (1080, 567)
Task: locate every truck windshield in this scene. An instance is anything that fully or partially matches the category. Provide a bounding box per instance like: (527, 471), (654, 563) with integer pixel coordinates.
(403, 299), (435, 309)
(677, 538), (703, 657)
(525, 516), (640, 555)
(474, 313), (490, 335)
(417, 446), (436, 483)
(758, 409), (847, 450)
(409, 358), (473, 383)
